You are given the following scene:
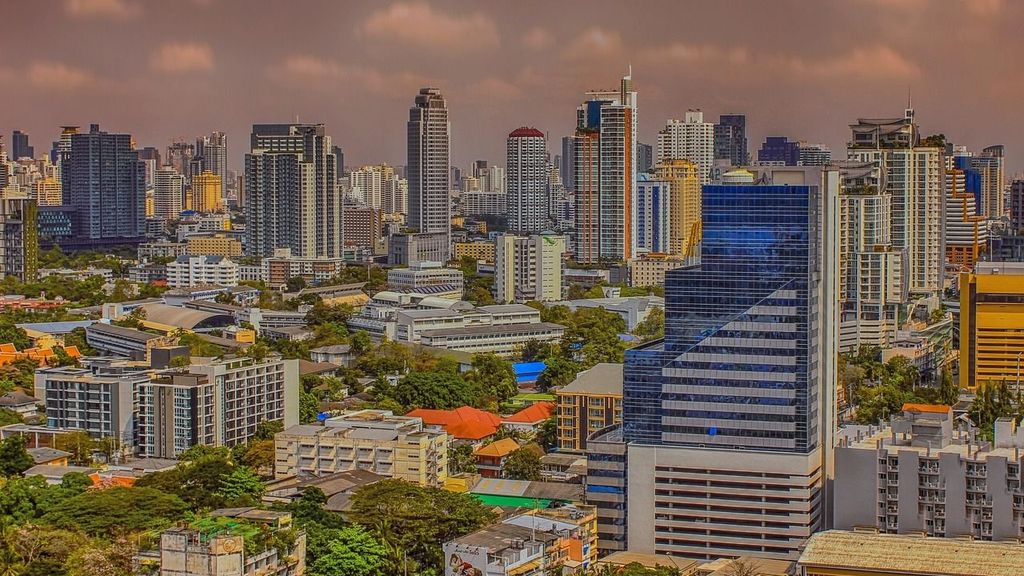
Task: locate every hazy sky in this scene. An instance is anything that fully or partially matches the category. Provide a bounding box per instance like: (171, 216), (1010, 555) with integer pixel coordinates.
(2, 0), (1021, 174)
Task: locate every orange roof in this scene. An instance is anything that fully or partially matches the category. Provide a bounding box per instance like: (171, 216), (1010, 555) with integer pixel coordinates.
(0, 343), (16, 354)
(90, 473), (136, 488)
(474, 438), (521, 458)
(503, 401), (555, 424)
(407, 406), (501, 439)
(902, 403), (952, 414)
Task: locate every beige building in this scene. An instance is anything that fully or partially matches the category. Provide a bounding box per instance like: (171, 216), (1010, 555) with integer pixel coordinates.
(453, 240), (496, 263)
(187, 234), (242, 257)
(33, 177), (61, 206)
(556, 363), (623, 452)
(191, 170), (223, 213)
(274, 409), (448, 487)
(628, 253), (687, 288)
(655, 159), (701, 257)
(494, 234), (565, 303)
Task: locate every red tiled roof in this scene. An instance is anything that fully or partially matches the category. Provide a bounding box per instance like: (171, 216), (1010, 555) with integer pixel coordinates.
(509, 127), (544, 138)
(902, 403), (951, 414)
(406, 406), (501, 440)
(474, 438), (521, 458)
(503, 401), (555, 424)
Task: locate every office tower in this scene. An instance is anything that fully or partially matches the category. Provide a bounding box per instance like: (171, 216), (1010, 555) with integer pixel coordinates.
(11, 130), (33, 160)
(572, 70), (638, 263)
(713, 114), (748, 166)
(245, 123), (340, 258)
(634, 174), (671, 254)
(656, 110), (713, 184)
(61, 124), (146, 245)
(195, 131), (228, 188)
(637, 142), (653, 174)
(834, 404), (1024, 539)
(192, 170), (223, 213)
(591, 167), (839, 560)
(1010, 180), (1024, 234)
(836, 161), (907, 352)
(960, 262), (1024, 391)
(137, 146), (161, 190)
(971, 145), (1005, 220)
(407, 88), (451, 259)
(138, 355), (299, 458)
(757, 136), (800, 165)
(153, 166), (184, 220)
(494, 233), (565, 303)
(848, 109), (944, 294)
(655, 159), (700, 257)
(0, 192), (38, 281)
(799, 143), (832, 166)
(507, 127), (549, 234)
(560, 136), (575, 191)
(945, 162), (989, 269)
(331, 145), (344, 178)
(166, 141), (195, 179)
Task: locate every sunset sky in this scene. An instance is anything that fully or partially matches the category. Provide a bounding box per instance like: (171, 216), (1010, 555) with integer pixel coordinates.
(2, 0), (1020, 172)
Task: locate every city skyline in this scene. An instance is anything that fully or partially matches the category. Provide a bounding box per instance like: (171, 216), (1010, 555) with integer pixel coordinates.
(1, 0), (1021, 172)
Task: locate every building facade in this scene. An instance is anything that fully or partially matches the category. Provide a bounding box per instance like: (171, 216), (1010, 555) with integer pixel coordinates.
(407, 88), (451, 259)
(166, 255), (239, 288)
(959, 261), (1024, 391)
(655, 159), (701, 258)
(191, 170), (223, 213)
(971, 145), (1005, 221)
(556, 363), (623, 452)
(657, 110), (714, 184)
(494, 234), (565, 303)
(507, 127), (549, 234)
(714, 114), (748, 167)
(635, 175), (671, 255)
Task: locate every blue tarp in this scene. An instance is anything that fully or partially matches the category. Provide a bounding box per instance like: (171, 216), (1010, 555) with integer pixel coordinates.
(512, 361), (547, 384)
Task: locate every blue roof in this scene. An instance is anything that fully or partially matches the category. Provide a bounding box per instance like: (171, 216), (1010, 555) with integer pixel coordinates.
(513, 361), (547, 383)
(618, 333), (639, 342)
(16, 320), (94, 334)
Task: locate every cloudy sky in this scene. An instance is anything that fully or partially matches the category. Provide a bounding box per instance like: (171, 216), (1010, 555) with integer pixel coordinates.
(2, 0), (1021, 173)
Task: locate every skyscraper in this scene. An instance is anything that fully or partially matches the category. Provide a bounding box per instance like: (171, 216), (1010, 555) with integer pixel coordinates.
(11, 130), (33, 161)
(166, 141), (195, 180)
(61, 124), (145, 245)
(637, 142), (653, 174)
(407, 88), (451, 258)
(506, 127), (549, 234)
(590, 167), (839, 560)
(195, 131), (228, 190)
(848, 109), (944, 295)
(655, 159), (701, 258)
(657, 110), (713, 184)
(560, 135), (575, 191)
(634, 174), (671, 254)
(572, 70), (637, 263)
(245, 124), (339, 258)
(971, 144), (1005, 220)
(192, 170), (223, 214)
(946, 154), (989, 269)
(757, 136), (801, 165)
(153, 166), (184, 220)
(713, 114), (747, 166)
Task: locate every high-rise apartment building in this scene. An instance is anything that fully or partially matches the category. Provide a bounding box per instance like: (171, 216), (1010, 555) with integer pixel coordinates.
(61, 124), (146, 245)
(655, 159), (700, 257)
(33, 177), (61, 206)
(573, 70), (637, 263)
(971, 144), (1005, 220)
(11, 130), (33, 161)
(589, 167), (839, 560)
(138, 354), (299, 458)
(637, 142), (653, 174)
(945, 162), (989, 270)
(713, 114), (748, 167)
(635, 175), (671, 255)
(837, 161), (908, 352)
(1010, 180), (1024, 234)
(656, 110), (713, 184)
(0, 192), (38, 281)
(245, 123), (340, 258)
(166, 141), (195, 180)
(799, 143), (832, 166)
(757, 136), (801, 166)
(407, 88), (451, 260)
(195, 131), (228, 189)
(560, 135), (575, 191)
(153, 166), (184, 221)
(191, 170), (223, 213)
(959, 261), (1024, 391)
(494, 234), (565, 303)
(848, 109), (944, 295)
(506, 127), (549, 234)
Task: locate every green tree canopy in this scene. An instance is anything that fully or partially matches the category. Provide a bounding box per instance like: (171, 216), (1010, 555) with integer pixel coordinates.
(0, 435), (34, 476)
(41, 487), (187, 536)
(215, 466), (265, 505)
(390, 370), (477, 410)
(467, 353), (518, 404)
(307, 525), (389, 576)
(502, 447), (542, 481)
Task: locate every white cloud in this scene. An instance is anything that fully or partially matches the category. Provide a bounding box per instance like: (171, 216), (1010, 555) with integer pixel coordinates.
(150, 43), (215, 74)
(361, 3), (499, 51)
(65, 0), (141, 20)
(28, 61), (95, 90)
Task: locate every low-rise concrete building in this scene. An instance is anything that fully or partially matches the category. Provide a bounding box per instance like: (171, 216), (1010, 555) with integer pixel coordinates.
(166, 255), (239, 288)
(556, 363), (623, 452)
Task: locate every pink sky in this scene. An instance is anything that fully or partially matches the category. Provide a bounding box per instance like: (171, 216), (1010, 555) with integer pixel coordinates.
(1, 0), (1020, 173)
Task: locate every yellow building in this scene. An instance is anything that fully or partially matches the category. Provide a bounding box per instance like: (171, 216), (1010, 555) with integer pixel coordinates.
(556, 363), (623, 452)
(33, 177), (62, 206)
(187, 234), (242, 257)
(628, 252), (686, 288)
(797, 530), (1024, 576)
(145, 192), (154, 217)
(959, 262), (1024, 390)
(655, 159), (701, 257)
(453, 240), (496, 264)
(191, 170), (223, 213)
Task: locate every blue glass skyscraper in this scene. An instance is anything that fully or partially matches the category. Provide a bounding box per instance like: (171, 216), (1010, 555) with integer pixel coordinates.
(588, 167), (838, 562)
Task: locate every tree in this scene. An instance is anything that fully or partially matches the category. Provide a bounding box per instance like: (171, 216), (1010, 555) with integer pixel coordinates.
(307, 526), (389, 576)
(350, 331), (372, 356)
(632, 307), (665, 342)
(467, 353), (518, 404)
(536, 356), (581, 392)
(855, 383), (908, 425)
(348, 480), (496, 574)
(241, 440), (276, 474)
(938, 367), (960, 406)
(0, 324), (30, 351)
(135, 455), (235, 510)
(502, 447), (541, 480)
(62, 327), (95, 356)
(390, 370), (478, 410)
(535, 416), (557, 451)
(215, 466), (265, 505)
(305, 302), (354, 328)
(0, 408), (21, 427)
(285, 276), (307, 293)
(721, 558), (762, 576)
(449, 443), (477, 474)
(41, 487), (187, 536)
(968, 381), (1017, 441)
(254, 420), (284, 441)
(519, 339), (555, 362)
(300, 390), (321, 424)
(65, 537), (137, 576)
(178, 444), (230, 462)
(0, 436), (33, 476)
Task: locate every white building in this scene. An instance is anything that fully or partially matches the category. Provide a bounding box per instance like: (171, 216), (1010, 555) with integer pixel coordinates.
(166, 255), (239, 288)
(494, 234), (565, 303)
(635, 175), (672, 255)
(153, 166), (184, 220)
(507, 127), (549, 233)
(462, 190), (507, 216)
(657, 110), (714, 184)
(407, 88), (451, 255)
(387, 261), (464, 295)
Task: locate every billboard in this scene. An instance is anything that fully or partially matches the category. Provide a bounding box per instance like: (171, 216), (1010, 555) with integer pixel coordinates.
(443, 541), (487, 576)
